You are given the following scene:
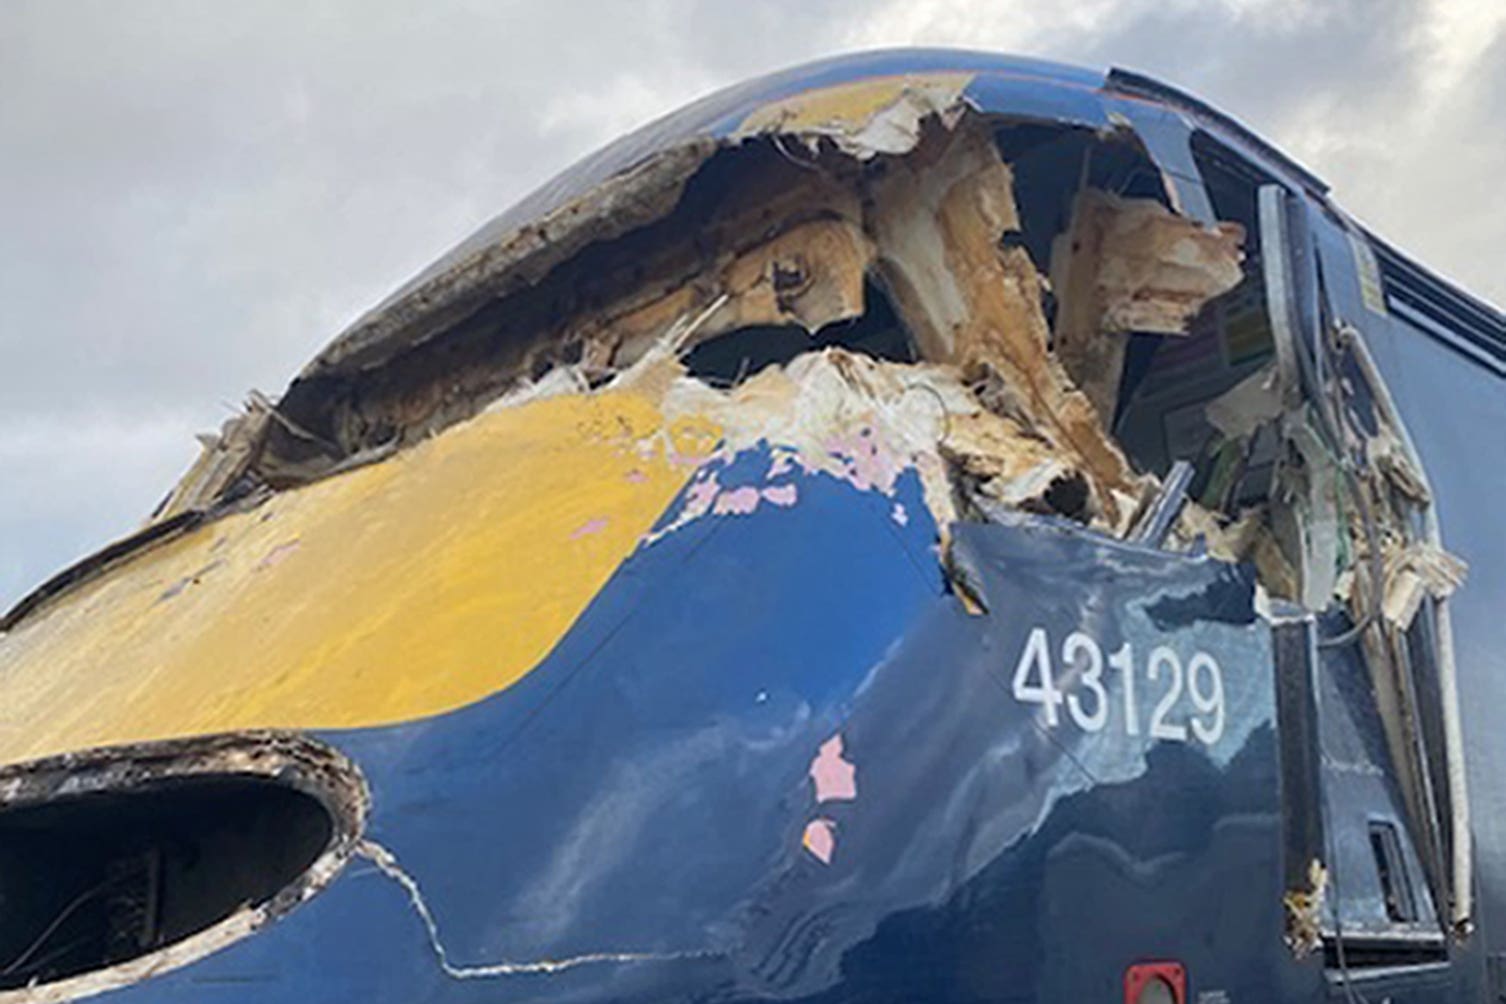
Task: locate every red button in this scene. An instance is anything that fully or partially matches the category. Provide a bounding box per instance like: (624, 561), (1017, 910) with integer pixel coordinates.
(1124, 961), (1187, 1004)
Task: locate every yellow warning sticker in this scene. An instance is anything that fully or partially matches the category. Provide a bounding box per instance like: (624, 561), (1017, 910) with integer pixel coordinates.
(1349, 231), (1388, 316)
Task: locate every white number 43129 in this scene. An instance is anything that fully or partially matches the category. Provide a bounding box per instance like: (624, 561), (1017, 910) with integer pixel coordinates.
(1010, 627), (1225, 745)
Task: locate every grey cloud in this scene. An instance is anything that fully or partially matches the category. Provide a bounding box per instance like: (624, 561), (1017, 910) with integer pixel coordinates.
(844, 0), (1501, 304)
(0, 1), (867, 417)
(0, 409), (198, 606)
(1041, 0), (1431, 132)
(1043, 0), (1505, 307)
(1, 0), (1500, 608)
(0, 0), (861, 605)
(1315, 27), (1506, 298)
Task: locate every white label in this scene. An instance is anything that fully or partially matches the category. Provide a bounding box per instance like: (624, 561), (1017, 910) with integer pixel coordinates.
(1012, 627), (1064, 727)
(1063, 631), (1108, 732)
(1008, 628), (1227, 746)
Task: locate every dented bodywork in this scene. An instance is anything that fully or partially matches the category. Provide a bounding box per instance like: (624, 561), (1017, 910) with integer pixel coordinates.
(0, 48), (1497, 1004)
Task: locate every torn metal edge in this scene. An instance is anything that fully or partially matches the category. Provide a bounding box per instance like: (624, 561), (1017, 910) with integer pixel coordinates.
(1103, 67), (1329, 197)
(305, 139), (718, 379)
(307, 87), (1047, 381)
(0, 732), (370, 1003)
(1344, 326), (1473, 936)
(0, 511), (206, 635)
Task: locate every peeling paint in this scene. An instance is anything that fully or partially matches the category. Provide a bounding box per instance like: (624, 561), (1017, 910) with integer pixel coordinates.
(570, 518), (610, 540)
(155, 560), (225, 602)
(810, 734), (857, 803)
(712, 486), (762, 516)
(733, 72), (973, 160)
(801, 819), (837, 865)
(254, 539), (301, 571)
(761, 484), (798, 507)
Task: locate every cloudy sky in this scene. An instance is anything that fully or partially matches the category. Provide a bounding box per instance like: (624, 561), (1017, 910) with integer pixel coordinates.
(1, 0), (1502, 608)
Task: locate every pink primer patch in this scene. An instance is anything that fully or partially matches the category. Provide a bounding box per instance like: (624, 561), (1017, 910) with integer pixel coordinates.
(713, 486), (762, 515)
(676, 444), (731, 469)
(761, 483), (798, 507)
(570, 517), (609, 540)
(624, 469), (648, 484)
(826, 427), (904, 494)
(802, 819), (837, 865)
(684, 473), (721, 513)
(667, 442), (728, 469)
(810, 734), (857, 802)
(254, 539), (301, 571)
(891, 502), (909, 526)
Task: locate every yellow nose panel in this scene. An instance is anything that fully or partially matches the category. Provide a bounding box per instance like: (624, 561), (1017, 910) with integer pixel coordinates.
(0, 391), (713, 764)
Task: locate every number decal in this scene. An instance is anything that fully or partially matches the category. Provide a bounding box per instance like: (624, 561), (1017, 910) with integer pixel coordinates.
(1012, 627), (1063, 727)
(1008, 629), (1227, 746)
(1063, 632), (1107, 732)
(1188, 652), (1226, 744)
(1146, 646), (1188, 741)
(1109, 641), (1138, 736)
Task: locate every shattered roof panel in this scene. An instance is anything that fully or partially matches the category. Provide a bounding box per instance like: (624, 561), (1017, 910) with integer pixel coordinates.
(381, 49), (1106, 296)
(315, 50), (1113, 376)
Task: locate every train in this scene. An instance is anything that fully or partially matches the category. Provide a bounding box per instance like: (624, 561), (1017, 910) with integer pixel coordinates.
(0, 48), (1503, 1004)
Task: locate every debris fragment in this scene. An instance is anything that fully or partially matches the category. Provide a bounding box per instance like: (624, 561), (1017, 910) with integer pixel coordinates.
(1204, 365), (1284, 441)
(867, 125), (1141, 524)
(708, 219), (874, 338)
(484, 365), (591, 414)
(734, 73), (971, 160)
(1128, 460), (1194, 547)
(1367, 427), (1431, 505)
(1382, 542), (1468, 630)
(154, 394), (276, 520)
(1282, 418), (1344, 612)
(1059, 190), (1246, 333)
(1171, 504), (1299, 600)
(940, 410), (1075, 513)
(1050, 189), (1245, 422)
(1283, 859), (1328, 957)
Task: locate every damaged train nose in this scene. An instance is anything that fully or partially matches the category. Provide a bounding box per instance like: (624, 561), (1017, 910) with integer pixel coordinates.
(0, 48), (1490, 1004)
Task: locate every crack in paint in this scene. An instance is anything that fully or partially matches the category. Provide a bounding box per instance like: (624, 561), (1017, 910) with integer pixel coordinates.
(356, 840), (721, 979)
